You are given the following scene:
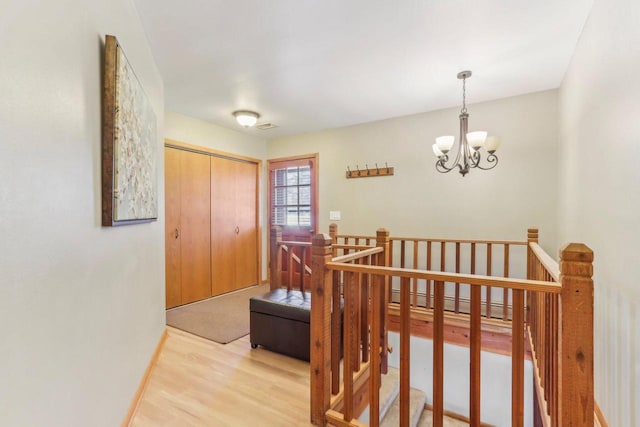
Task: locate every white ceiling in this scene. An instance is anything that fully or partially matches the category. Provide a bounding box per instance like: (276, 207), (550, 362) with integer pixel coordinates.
(133, 0), (593, 139)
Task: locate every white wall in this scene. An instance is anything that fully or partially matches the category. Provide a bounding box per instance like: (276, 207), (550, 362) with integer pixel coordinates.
(267, 90), (559, 254)
(165, 112), (269, 280)
(558, 0), (640, 424)
(0, 1), (165, 425)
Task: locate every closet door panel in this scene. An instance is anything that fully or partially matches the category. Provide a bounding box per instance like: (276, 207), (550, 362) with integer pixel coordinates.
(179, 150), (212, 304)
(210, 156), (237, 296)
(235, 160), (259, 289)
(164, 147), (182, 308)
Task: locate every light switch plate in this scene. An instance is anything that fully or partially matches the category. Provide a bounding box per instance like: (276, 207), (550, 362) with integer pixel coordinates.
(329, 211), (341, 221)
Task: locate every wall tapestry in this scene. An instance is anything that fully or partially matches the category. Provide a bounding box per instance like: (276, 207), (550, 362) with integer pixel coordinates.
(102, 34), (157, 226)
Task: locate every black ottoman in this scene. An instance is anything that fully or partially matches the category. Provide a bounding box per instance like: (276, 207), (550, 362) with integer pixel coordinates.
(250, 289), (342, 361)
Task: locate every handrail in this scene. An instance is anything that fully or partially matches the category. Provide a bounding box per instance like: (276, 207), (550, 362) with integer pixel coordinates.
(278, 240), (312, 247)
(334, 244), (376, 250)
(326, 262), (560, 294)
(529, 242), (560, 282)
(336, 233), (527, 246)
(331, 247), (383, 264)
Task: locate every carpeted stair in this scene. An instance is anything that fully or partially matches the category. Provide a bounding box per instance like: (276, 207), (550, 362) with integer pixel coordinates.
(370, 367), (469, 427)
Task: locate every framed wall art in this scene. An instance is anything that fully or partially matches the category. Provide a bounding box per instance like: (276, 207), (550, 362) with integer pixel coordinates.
(102, 34), (158, 226)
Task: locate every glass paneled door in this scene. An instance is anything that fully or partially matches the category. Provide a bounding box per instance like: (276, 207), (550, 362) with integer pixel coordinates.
(268, 154), (318, 289)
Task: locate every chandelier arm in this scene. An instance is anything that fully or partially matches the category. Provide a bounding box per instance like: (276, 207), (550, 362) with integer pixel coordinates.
(468, 150), (481, 167)
(475, 153), (499, 170)
(435, 156), (460, 173)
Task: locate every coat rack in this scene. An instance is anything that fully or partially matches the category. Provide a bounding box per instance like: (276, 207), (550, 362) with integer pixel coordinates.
(346, 163), (395, 179)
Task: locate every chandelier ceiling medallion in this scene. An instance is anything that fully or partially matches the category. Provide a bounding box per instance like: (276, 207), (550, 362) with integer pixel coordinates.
(432, 71), (501, 177)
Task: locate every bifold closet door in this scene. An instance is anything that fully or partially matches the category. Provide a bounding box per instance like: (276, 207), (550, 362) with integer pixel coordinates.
(164, 147), (211, 308)
(234, 160), (259, 288)
(164, 147), (182, 308)
(210, 156), (259, 296)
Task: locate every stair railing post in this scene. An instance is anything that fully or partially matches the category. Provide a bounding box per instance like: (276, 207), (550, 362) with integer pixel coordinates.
(329, 223), (338, 244)
(270, 226), (283, 291)
(310, 233), (333, 426)
(526, 228), (539, 329)
(527, 228), (539, 280)
(558, 243), (594, 426)
(376, 228), (390, 374)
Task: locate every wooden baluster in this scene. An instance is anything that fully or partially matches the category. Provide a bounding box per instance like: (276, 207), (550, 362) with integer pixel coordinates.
(559, 243), (594, 426)
(400, 276), (411, 427)
(369, 270), (382, 427)
(470, 280), (481, 426)
(344, 270), (354, 421)
(455, 242), (460, 313)
(331, 263), (341, 395)
(270, 226), (282, 291)
(287, 246), (294, 291)
(503, 244), (510, 320)
(433, 280), (444, 427)
(300, 248), (306, 293)
(412, 240), (419, 308)
(426, 241), (432, 309)
(470, 243), (481, 424)
(545, 293), (551, 406)
(512, 287), (525, 426)
(551, 293), (559, 425)
(440, 242), (446, 313)
(310, 233), (333, 426)
(354, 264), (361, 372)
(486, 243), (492, 318)
(388, 239), (394, 304)
(361, 256), (370, 364)
(376, 229), (391, 375)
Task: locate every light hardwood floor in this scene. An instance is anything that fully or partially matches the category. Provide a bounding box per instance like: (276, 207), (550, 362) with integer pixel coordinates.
(130, 327), (314, 426)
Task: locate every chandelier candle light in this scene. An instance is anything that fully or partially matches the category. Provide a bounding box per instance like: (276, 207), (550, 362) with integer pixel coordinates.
(432, 71), (501, 176)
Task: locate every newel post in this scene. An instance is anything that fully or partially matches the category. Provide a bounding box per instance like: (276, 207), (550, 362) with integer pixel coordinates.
(376, 228), (391, 373)
(526, 228), (539, 280)
(270, 226), (282, 291)
(310, 233), (333, 426)
(559, 243), (594, 426)
(329, 223), (338, 244)
(526, 228), (539, 326)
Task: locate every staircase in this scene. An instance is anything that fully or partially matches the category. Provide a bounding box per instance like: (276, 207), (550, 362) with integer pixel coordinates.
(364, 367), (469, 427)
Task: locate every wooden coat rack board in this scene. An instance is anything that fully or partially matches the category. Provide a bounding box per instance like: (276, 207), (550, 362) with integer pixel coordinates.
(346, 163), (395, 179)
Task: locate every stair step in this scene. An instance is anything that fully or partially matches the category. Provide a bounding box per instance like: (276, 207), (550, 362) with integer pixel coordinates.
(378, 367), (400, 420)
(380, 388), (427, 427)
(416, 409), (470, 427)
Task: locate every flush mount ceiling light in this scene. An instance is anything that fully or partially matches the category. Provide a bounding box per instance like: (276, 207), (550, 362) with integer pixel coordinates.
(232, 110), (260, 127)
(432, 71), (502, 177)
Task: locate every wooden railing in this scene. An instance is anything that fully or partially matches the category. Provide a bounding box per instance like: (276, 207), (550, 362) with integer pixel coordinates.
(329, 223), (527, 321)
(526, 229), (594, 426)
(270, 226), (312, 292)
(305, 226), (594, 427)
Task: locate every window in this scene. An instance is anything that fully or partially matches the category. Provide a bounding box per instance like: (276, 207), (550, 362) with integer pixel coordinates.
(272, 165), (311, 226)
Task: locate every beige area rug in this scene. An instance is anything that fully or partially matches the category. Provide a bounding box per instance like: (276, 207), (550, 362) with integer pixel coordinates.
(166, 284), (270, 344)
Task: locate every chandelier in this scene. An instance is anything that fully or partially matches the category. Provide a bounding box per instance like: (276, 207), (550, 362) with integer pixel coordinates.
(432, 71), (501, 177)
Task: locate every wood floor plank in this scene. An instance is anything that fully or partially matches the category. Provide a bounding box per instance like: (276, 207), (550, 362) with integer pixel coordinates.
(130, 327), (313, 426)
